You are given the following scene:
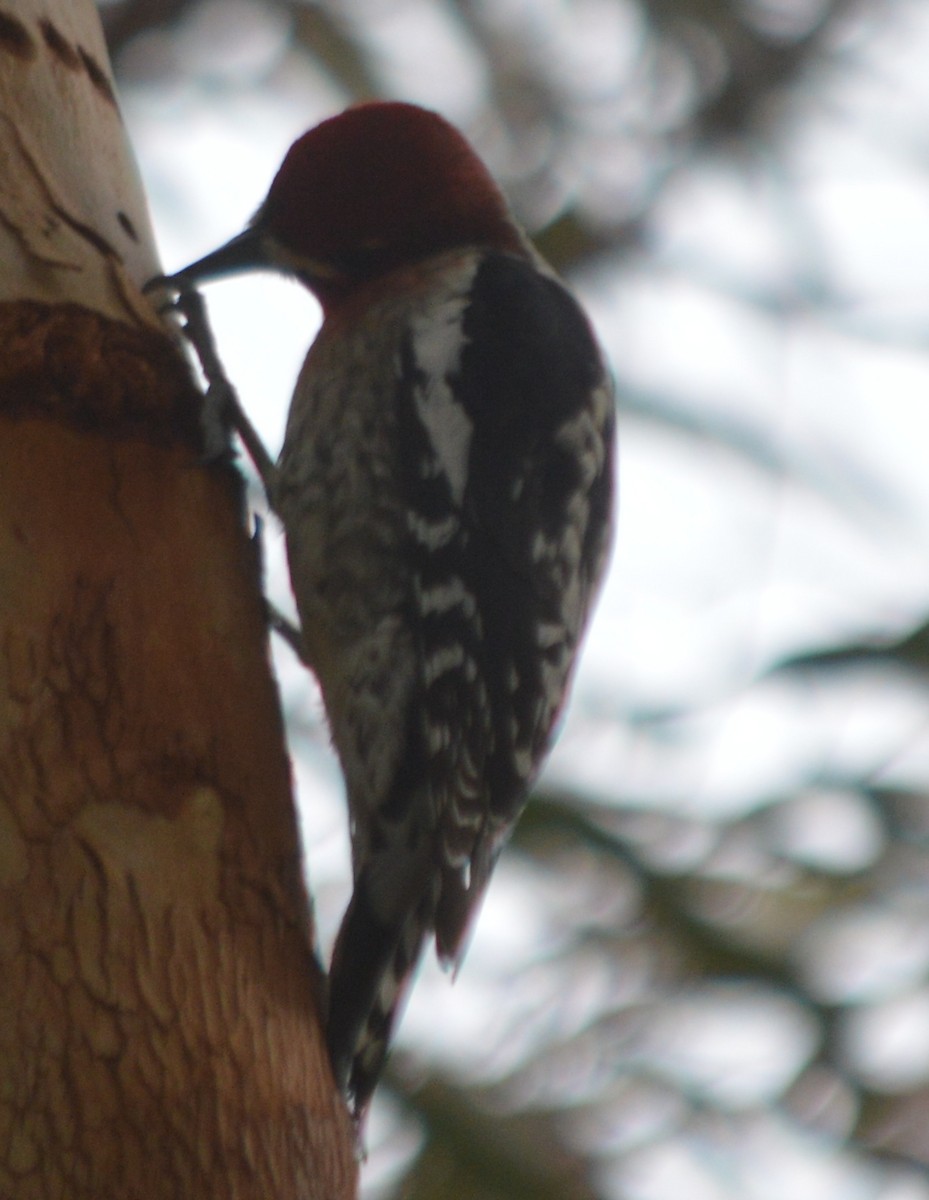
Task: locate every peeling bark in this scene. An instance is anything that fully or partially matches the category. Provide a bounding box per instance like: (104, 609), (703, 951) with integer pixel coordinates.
(0, 5), (356, 1197)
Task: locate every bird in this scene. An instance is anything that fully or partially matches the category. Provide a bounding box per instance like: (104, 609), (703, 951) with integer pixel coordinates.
(149, 100), (615, 1117)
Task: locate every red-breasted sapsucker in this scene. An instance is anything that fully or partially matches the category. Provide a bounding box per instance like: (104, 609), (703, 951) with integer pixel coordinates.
(154, 101), (614, 1116)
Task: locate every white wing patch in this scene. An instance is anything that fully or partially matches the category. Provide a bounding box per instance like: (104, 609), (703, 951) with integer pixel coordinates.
(410, 286), (474, 506)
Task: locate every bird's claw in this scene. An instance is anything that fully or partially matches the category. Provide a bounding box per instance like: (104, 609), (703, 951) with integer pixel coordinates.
(145, 278), (243, 466)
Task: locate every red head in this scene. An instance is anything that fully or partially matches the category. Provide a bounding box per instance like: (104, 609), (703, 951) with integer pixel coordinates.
(161, 103), (526, 309)
(260, 103), (524, 283)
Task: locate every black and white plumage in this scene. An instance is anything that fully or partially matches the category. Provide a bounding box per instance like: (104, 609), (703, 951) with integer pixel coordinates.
(275, 247), (613, 1106)
(150, 102), (614, 1117)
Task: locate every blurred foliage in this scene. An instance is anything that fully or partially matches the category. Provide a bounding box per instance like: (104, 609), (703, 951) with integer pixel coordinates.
(104, 0), (929, 1196)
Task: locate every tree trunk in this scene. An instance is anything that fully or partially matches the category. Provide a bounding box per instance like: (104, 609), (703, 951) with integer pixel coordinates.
(0, 3), (357, 1196)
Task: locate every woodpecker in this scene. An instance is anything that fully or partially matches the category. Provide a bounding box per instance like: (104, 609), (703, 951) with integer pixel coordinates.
(152, 101), (614, 1116)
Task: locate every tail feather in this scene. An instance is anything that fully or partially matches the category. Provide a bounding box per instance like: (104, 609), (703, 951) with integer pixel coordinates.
(327, 885), (431, 1117)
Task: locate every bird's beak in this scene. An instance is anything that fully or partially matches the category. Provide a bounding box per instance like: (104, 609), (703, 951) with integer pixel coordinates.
(144, 226), (268, 294)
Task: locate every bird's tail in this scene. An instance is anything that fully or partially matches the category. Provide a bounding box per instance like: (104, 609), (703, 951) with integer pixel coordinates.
(326, 885), (431, 1118)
